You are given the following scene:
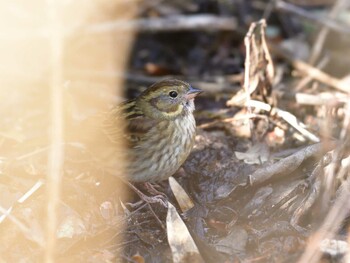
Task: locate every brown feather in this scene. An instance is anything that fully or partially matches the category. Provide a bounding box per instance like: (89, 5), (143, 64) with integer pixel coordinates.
(102, 99), (158, 148)
(101, 79), (200, 182)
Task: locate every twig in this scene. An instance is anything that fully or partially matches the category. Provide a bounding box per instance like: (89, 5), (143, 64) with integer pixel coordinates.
(45, 1), (64, 262)
(298, 102), (350, 263)
(247, 100), (320, 142)
(18, 180), (44, 203)
(290, 152), (333, 228)
(126, 182), (166, 230)
(66, 69), (241, 93)
(270, 44), (350, 93)
(295, 55), (329, 91)
(86, 14), (237, 33)
(308, 0), (348, 64)
(0, 206), (44, 246)
(240, 19), (272, 141)
(0, 15), (237, 40)
(198, 114), (261, 129)
(276, 1), (350, 35)
(248, 143), (334, 185)
(297, 179), (350, 263)
(295, 92), (348, 106)
(262, 0), (277, 20)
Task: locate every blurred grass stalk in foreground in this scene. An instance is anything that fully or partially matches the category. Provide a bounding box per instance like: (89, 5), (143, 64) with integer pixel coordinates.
(0, 0), (137, 261)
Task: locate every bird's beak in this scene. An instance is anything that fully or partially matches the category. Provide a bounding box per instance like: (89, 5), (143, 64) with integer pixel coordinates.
(185, 86), (202, 100)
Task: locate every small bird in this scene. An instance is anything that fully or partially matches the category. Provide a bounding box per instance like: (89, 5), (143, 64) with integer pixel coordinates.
(104, 79), (201, 182)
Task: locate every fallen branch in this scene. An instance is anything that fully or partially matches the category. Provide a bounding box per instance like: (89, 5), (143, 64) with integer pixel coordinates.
(0, 15), (238, 39)
(248, 143), (334, 185)
(86, 14), (237, 33)
(67, 69), (241, 93)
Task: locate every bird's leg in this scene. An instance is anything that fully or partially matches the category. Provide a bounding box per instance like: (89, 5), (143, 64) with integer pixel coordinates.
(142, 182), (167, 197)
(127, 182), (168, 208)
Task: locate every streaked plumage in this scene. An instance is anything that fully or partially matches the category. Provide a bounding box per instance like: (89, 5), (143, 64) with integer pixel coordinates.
(103, 79), (201, 182)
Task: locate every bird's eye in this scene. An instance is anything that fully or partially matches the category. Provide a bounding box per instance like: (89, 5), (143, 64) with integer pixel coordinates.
(169, 91), (178, 98)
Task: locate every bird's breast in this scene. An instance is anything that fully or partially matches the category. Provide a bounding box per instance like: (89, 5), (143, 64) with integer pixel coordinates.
(128, 114), (196, 182)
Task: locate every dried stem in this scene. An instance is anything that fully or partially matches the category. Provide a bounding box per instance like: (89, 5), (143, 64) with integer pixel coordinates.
(308, 0), (348, 64)
(45, 0), (64, 262)
(276, 1), (350, 35)
(270, 43), (350, 93)
(297, 180), (350, 263)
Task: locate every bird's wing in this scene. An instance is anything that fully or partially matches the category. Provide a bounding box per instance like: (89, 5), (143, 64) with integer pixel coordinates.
(102, 99), (157, 148)
(125, 115), (158, 147)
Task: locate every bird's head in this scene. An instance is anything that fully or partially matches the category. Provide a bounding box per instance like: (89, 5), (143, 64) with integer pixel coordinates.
(136, 79), (202, 120)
